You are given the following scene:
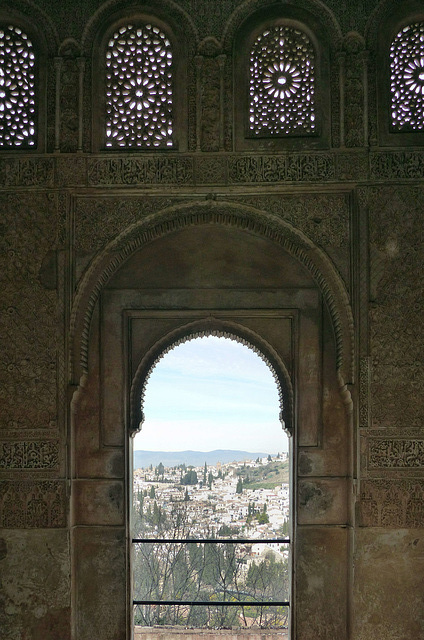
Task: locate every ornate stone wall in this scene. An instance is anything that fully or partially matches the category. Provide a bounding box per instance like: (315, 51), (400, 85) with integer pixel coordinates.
(0, 1), (423, 639)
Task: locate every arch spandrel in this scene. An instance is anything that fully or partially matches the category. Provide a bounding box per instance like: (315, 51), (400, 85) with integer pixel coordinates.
(129, 319), (294, 439)
(81, 0), (198, 56)
(222, 0), (342, 54)
(70, 200), (354, 389)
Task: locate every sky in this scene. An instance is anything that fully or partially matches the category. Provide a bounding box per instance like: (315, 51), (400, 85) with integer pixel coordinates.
(133, 335), (288, 454)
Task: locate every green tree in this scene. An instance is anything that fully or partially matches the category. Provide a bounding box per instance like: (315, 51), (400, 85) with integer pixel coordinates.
(181, 469), (198, 485)
(149, 485), (156, 499)
(208, 470), (214, 489)
(256, 512), (269, 525)
(236, 477), (243, 493)
(203, 462), (207, 484)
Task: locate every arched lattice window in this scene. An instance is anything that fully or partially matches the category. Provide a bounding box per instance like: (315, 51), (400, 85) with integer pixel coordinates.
(249, 25), (315, 136)
(0, 24), (36, 148)
(105, 23), (173, 148)
(390, 21), (424, 131)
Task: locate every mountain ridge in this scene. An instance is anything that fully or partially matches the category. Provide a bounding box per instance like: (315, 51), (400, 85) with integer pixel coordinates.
(133, 449), (280, 469)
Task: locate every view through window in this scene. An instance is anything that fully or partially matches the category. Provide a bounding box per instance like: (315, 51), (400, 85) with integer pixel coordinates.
(132, 335), (291, 637)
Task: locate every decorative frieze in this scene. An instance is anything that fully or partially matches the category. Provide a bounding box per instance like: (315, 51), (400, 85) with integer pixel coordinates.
(359, 479), (424, 527)
(228, 153), (335, 183)
(370, 151), (424, 180)
(0, 480), (66, 528)
(0, 441), (59, 470)
(87, 156), (193, 186)
(0, 152), (423, 190)
(0, 158), (54, 187)
(368, 439), (424, 469)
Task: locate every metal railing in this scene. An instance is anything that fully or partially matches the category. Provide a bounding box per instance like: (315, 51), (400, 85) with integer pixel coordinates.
(132, 538), (290, 616)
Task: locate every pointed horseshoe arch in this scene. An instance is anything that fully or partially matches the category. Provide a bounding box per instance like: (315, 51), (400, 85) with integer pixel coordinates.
(129, 318), (294, 439)
(70, 200), (354, 390)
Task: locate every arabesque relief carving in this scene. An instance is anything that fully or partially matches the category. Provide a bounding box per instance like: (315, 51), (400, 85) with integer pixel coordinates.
(88, 157), (193, 185)
(367, 186), (424, 430)
(0, 441), (59, 470)
(359, 479), (424, 527)
(368, 439), (424, 469)
(0, 481), (66, 528)
(0, 152), (423, 191)
(0, 158), (54, 187)
(371, 151), (424, 179)
(0, 192), (58, 432)
(74, 196), (186, 253)
(342, 33), (366, 147)
(228, 153), (335, 182)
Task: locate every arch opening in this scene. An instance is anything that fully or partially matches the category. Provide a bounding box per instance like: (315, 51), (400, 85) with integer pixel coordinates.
(131, 334), (292, 638)
(134, 330), (292, 439)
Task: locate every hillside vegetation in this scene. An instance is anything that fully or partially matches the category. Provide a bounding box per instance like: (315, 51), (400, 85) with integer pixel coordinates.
(237, 459), (289, 489)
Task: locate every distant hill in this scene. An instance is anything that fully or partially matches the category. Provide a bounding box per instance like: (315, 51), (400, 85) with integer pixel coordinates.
(133, 449), (276, 469)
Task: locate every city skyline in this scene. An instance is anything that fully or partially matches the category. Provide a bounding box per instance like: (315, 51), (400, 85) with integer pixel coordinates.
(133, 335), (289, 454)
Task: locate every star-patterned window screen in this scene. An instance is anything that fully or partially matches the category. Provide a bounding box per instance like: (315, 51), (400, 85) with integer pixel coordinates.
(249, 25), (315, 136)
(105, 23), (173, 148)
(0, 25), (36, 148)
(390, 21), (424, 132)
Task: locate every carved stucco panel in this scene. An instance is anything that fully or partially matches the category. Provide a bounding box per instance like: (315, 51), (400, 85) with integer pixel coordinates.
(74, 196), (189, 254)
(0, 481), (67, 528)
(368, 186), (424, 430)
(359, 479), (424, 528)
(0, 441), (60, 470)
(0, 192), (59, 432)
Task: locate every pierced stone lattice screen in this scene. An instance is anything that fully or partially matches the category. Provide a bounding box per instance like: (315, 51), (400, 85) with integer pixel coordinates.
(249, 25), (315, 136)
(105, 23), (173, 148)
(390, 22), (424, 131)
(0, 25), (36, 148)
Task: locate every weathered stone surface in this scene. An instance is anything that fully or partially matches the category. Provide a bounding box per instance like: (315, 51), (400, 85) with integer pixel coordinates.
(0, 530), (70, 640)
(298, 478), (348, 525)
(296, 528), (348, 640)
(73, 480), (124, 526)
(74, 527), (126, 640)
(353, 529), (424, 640)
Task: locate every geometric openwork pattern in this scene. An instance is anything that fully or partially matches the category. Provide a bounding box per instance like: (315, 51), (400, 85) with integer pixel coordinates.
(105, 23), (173, 148)
(249, 25), (315, 136)
(390, 22), (424, 131)
(0, 25), (36, 148)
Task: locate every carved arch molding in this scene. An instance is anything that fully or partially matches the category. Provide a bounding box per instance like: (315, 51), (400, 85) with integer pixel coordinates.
(70, 200), (354, 389)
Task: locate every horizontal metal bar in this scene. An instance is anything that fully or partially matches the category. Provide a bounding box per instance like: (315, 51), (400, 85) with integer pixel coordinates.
(132, 538), (290, 544)
(134, 600), (289, 607)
